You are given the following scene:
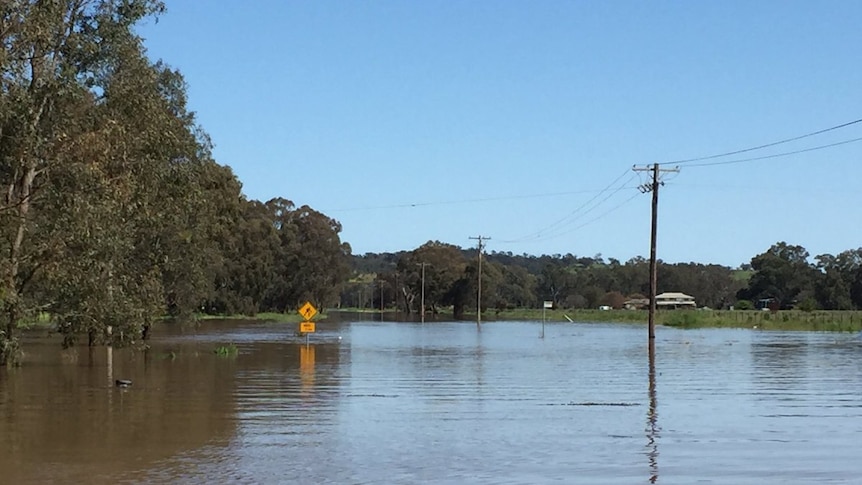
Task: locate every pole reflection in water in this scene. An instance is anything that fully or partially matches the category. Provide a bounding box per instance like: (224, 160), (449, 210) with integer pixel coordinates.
(300, 344), (316, 397)
(646, 339), (660, 483)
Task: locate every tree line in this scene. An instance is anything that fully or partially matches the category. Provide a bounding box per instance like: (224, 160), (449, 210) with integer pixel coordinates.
(350, 241), (862, 317)
(0, 1), (350, 364)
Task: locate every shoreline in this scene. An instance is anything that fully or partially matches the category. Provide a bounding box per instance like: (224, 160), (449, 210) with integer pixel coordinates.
(327, 308), (862, 332)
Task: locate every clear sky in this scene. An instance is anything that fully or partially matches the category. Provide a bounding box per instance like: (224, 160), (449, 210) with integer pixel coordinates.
(137, 1), (862, 267)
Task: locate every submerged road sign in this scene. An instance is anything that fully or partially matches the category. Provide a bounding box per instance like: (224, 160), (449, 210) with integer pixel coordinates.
(298, 301), (318, 321)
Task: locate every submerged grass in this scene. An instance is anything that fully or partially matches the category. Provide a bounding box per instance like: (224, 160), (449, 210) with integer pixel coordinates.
(662, 309), (862, 332)
(214, 344), (238, 357)
(488, 308), (862, 332)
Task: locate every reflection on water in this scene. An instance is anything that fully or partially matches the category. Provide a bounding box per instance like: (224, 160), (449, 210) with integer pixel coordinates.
(1, 320), (862, 484)
(646, 338), (659, 484)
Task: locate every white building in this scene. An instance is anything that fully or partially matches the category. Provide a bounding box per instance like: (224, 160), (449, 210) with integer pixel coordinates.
(655, 292), (696, 309)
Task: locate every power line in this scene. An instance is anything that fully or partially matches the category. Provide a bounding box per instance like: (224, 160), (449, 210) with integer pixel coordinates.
(500, 168), (634, 243)
(498, 189), (641, 245)
(660, 117), (862, 166)
(549, 191), (642, 239)
(683, 136), (862, 168)
(325, 184), (640, 213)
(529, 178), (637, 241)
(665, 182), (857, 194)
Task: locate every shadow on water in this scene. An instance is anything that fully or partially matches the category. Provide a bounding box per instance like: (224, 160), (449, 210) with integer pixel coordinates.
(0, 334), (240, 484)
(646, 338), (660, 484)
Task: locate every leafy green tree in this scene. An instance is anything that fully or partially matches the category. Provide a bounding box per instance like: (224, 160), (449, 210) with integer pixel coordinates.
(814, 249), (862, 310)
(284, 205), (351, 310)
(0, 0), (183, 362)
(734, 299), (754, 310)
(397, 241), (466, 315)
(208, 200), (281, 315)
(538, 262), (575, 305)
(738, 242), (818, 309)
(493, 263), (537, 309)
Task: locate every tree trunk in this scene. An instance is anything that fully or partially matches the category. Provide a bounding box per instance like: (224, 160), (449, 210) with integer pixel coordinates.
(2, 164), (36, 364)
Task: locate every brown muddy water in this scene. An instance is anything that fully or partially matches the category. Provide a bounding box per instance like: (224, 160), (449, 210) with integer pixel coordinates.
(1, 320), (861, 484)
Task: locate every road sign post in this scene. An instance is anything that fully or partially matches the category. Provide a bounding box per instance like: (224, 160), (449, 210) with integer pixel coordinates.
(542, 301), (553, 338)
(297, 301), (318, 345)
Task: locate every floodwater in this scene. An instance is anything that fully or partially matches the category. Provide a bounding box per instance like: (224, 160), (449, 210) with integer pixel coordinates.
(2, 320), (862, 484)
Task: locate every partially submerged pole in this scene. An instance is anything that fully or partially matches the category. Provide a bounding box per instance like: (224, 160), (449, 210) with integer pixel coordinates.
(648, 163), (659, 339)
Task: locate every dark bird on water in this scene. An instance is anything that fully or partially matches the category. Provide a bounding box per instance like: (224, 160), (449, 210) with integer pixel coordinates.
(115, 379), (132, 388)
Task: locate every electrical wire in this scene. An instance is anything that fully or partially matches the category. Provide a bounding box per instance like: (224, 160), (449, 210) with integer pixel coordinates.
(556, 191), (642, 238)
(326, 184), (640, 213)
(500, 170), (637, 243)
(500, 190), (642, 245)
(660, 117), (862, 166)
(683, 136), (862, 168)
(498, 168), (632, 243)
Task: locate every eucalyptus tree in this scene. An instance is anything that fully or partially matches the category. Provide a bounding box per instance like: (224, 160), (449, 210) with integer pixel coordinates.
(397, 241), (467, 315)
(207, 199), (281, 315)
(814, 249), (862, 310)
(0, 0), (230, 361)
(493, 263), (537, 310)
(737, 242), (818, 309)
(284, 204), (352, 310)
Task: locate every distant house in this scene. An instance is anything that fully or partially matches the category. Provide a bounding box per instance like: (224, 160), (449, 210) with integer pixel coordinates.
(655, 292), (696, 309)
(756, 298), (780, 311)
(624, 298), (649, 310)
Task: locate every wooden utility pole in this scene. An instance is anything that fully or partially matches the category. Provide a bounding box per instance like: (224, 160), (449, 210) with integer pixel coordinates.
(469, 236), (490, 329)
(632, 163), (679, 340)
(416, 262), (429, 323)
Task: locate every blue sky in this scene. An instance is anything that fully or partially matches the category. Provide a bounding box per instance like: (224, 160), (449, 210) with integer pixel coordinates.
(137, 1), (862, 267)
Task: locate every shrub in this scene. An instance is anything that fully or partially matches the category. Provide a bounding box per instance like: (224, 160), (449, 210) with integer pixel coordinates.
(734, 300), (754, 310)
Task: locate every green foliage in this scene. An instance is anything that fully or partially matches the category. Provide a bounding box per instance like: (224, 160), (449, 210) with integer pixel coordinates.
(0, 330), (22, 367)
(0, 2), (352, 362)
(392, 241), (468, 315)
(732, 270), (754, 282)
(663, 311), (704, 329)
(734, 300), (754, 310)
(354, 248), (747, 316)
(205, 198), (351, 316)
(796, 297), (818, 312)
(349, 241), (862, 327)
(213, 344), (238, 357)
(738, 242), (818, 309)
(667, 309), (862, 332)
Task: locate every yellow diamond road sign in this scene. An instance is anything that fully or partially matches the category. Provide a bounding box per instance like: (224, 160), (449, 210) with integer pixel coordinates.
(298, 301), (318, 321)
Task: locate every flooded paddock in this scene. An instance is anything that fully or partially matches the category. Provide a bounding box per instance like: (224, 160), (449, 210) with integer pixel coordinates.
(1, 320), (861, 484)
